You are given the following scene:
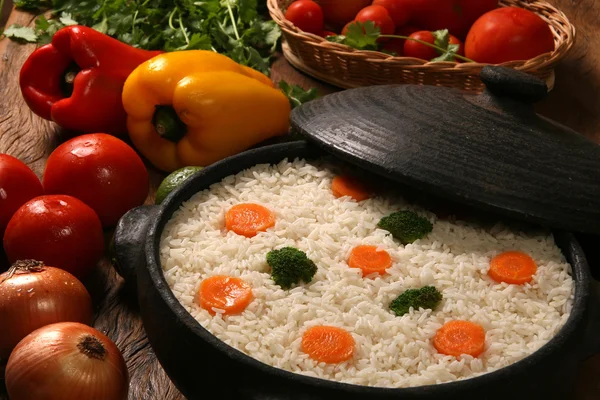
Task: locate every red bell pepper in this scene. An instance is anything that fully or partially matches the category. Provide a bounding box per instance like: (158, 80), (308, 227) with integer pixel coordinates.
(19, 25), (161, 136)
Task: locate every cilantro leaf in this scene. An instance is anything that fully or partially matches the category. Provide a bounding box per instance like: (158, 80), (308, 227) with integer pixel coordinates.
(431, 29), (461, 62)
(262, 21), (281, 52)
(15, 0), (49, 11)
(35, 14), (51, 31)
(186, 33), (213, 50)
(432, 29), (449, 53)
(325, 34), (346, 44)
(2, 25), (38, 42)
(6, 0), (281, 74)
(432, 43), (461, 62)
(59, 12), (78, 26)
(238, 0), (259, 21)
(278, 81), (319, 109)
(343, 21), (380, 51)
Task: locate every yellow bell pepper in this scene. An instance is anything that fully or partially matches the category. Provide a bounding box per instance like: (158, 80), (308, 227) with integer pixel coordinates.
(122, 50), (291, 172)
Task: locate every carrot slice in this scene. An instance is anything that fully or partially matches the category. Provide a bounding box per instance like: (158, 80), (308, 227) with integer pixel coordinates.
(196, 275), (253, 315)
(348, 245), (392, 276)
(433, 320), (486, 357)
(301, 326), (355, 364)
(488, 251), (537, 285)
(225, 203), (275, 237)
(331, 175), (371, 201)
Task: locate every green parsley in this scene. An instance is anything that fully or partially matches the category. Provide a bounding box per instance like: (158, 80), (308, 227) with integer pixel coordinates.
(327, 20), (380, 51)
(278, 81), (319, 109)
(9, 0), (282, 75)
(430, 29), (462, 62)
(14, 0), (50, 11)
(2, 24), (38, 43)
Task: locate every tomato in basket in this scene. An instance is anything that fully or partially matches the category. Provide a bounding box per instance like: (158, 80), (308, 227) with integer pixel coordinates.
(391, 24), (421, 49)
(465, 7), (555, 64)
(408, 0), (498, 39)
(318, 0), (371, 30)
(372, 0), (410, 27)
(355, 5), (395, 36)
(403, 30), (464, 61)
(319, 30), (338, 38)
(403, 31), (437, 60)
(285, 0), (324, 35)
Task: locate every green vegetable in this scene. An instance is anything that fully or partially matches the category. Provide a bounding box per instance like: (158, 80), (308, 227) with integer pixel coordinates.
(9, 0), (281, 75)
(14, 0), (49, 10)
(326, 20), (380, 51)
(155, 166), (204, 205)
(389, 286), (442, 317)
(278, 81), (319, 109)
(2, 24), (39, 43)
(266, 247), (318, 289)
(430, 29), (462, 62)
(377, 210), (433, 244)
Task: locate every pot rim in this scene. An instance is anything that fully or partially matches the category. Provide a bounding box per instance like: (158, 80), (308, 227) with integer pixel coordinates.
(145, 141), (591, 395)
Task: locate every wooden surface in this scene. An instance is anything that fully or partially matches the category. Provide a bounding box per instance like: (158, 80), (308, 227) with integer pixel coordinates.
(1, 1), (599, 399)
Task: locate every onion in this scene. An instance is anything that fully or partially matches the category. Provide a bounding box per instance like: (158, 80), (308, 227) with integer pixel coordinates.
(5, 322), (129, 400)
(0, 260), (93, 364)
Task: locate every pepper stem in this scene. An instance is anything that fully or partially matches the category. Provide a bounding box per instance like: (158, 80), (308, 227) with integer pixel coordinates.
(153, 106), (187, 143)
(60, 62), (81, 97)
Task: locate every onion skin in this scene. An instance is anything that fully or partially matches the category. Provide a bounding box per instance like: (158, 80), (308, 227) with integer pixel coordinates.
(6, 322), (129, 400)
(0, 261), (93, 363)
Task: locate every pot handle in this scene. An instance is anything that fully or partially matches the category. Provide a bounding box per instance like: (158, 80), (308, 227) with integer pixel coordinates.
(112, 205), (161, 293)
(576, 233), (600, 359)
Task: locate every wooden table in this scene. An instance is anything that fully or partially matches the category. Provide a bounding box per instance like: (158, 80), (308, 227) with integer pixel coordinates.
(1, 2), (599, 399)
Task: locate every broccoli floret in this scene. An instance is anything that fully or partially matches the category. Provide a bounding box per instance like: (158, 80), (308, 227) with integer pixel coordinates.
(389, 286), (443, 317)
(266, 247), (318, 289)
(377, 210), (433, 244)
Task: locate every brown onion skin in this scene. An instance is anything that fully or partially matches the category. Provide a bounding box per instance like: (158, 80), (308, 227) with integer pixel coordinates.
(6, 322), (129, 400)
(0, 262), (93, 363)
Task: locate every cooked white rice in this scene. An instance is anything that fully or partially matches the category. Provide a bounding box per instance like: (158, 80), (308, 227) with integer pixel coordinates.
(160, 158), (574, 388)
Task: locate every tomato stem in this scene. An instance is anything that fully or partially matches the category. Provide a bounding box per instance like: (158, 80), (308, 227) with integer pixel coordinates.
(379, 34), (476, 63)
(1, 260), (45, 284)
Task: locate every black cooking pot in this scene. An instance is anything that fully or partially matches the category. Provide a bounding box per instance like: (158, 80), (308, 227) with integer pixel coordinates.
(114, 140), (600, 400)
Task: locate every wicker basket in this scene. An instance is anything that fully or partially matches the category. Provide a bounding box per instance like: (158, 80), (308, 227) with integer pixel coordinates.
(268, 0), (575, 92)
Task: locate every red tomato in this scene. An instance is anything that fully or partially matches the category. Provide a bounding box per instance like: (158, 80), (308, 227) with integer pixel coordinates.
(355, 5), (395, 36)
(4, 195), (104, 278)
(318, 0), (371, 30)
(403, 30), (463, 61)
(319, 30), (338, 38)
(42, 133), (149, 228)
(403, 31), (437, 60)
(0, 155), (43, 238)
(408, 0), (498, 39)
(393, 24), (421, 48)
(372, 0), (410, 27)
(465, 7), (555, 64)
(285, 0), (324, 35)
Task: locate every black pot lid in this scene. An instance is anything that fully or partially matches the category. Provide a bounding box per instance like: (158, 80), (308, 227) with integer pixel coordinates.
(290, 66), (600, 235)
